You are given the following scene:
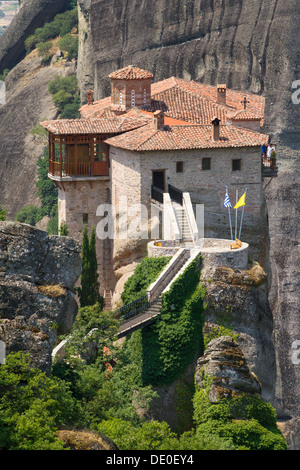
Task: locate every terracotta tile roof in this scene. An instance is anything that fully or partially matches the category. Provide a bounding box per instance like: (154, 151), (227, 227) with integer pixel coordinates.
(40, 117), (148, 135)
(108, 65), (154, 80)
(227, 109), (262, 121)
(144, 86), (227, 125)
(105, 123), (268, 152)
(80, 76), (265, 126)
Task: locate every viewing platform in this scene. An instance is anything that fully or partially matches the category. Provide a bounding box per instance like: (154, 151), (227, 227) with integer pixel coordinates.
(262, 156), (278, 178)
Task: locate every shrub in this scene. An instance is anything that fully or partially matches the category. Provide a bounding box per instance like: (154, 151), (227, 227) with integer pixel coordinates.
(0, 352), (79, 449)
(58, 33), (78, 60)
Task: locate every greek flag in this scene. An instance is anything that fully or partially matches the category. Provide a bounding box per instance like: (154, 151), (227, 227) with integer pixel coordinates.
(224, 190), (231, 208)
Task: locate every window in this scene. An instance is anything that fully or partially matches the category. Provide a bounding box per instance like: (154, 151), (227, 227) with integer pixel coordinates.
(94, 141), (107, 162)
(232, 159), (241, 171)
(144, 89), (147, 105)
(83, 213), (88, 224)
(176, 161), (184, 173)
(119, 90), (122, 106)
(131, 90), (135, 107)
(202, 158), (211, 170)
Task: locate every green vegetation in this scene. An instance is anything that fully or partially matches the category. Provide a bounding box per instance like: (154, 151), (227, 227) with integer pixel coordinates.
(137, 257), (206, 387)
(48, 74), (80, 118)
(15, 205), (39, 226)
(24, 6), (78, 55)
(14, 146), (58, 233)
(0, 204), (6, 221)
(192, 384), (287, 450)
(59, 220), (69, 236)
(77, 225), (103, 309)
(57, 33), (78, 60)
(121, 256), (171, 305)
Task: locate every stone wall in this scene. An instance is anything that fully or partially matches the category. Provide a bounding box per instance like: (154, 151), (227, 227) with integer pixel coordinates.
(57, 178), (116, 296)
(110, 145), (266, 266)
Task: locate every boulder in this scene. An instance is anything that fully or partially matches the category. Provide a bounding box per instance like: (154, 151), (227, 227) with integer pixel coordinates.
(195, 336), (261, 403)
(0, 222), (82, 374)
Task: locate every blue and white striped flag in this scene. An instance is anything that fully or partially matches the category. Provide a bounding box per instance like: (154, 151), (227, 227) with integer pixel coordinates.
(224, 190), (232, 209)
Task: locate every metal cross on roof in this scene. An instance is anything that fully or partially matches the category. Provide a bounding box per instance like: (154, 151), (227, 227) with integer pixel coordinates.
(241, 97), (250, 109)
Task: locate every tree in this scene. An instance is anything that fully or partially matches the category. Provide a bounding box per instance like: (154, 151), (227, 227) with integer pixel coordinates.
(59, 220), (69, 236)
(77, 225), (103, 308)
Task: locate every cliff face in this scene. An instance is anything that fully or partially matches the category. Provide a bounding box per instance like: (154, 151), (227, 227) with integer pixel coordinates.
(0, 222), (81, 374)
(0, 0), (70, 73)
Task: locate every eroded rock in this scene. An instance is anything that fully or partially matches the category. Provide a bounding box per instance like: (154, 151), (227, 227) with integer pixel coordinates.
(0, 221), (81, 374)
(195, 336), (261, 403)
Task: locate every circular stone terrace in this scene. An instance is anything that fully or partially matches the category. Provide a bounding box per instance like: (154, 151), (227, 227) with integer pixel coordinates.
(148, 238), (249, 272)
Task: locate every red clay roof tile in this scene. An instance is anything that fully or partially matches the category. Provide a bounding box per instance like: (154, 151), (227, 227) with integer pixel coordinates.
(105, 123), (268, 152)
(108, 65), (154, 80)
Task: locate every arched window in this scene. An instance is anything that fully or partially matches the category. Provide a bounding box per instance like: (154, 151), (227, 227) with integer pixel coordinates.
(131, 90), (135, 107)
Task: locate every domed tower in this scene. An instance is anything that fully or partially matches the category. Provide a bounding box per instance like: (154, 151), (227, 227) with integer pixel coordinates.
(109, 65), (153, 111)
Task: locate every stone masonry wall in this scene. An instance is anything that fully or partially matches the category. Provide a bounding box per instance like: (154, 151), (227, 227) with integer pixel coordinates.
(57, 178), (116, 296)
(110, 145), (267, 266)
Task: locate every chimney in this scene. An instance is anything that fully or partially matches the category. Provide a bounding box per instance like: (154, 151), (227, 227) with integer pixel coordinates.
(87, 89), (94, 105)
(217, 84), (227, 105)
(153, 110), (165, 130)
(211, 117), (220, 141)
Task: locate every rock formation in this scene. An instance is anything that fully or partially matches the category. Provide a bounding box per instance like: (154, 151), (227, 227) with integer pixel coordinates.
(202, 262), (276, 405)
(0, 0), (70, 73)
(195, 336), (261, 403)
(0, 221), (81, 374)
(56, 430), (119, 450)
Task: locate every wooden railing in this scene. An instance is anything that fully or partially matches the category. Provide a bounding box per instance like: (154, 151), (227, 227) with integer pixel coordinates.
(48, 160), (109, 177)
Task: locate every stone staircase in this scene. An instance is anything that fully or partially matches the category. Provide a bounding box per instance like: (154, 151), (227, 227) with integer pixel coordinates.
(118, 248), (191, 337)
(173, 202), (194, 247)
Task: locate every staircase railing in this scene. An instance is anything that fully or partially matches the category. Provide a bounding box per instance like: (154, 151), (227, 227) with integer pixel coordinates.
(168, 184), (183, 205)
(151, 185), (164, 204)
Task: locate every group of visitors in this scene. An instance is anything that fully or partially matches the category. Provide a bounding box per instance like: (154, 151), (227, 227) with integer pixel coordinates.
(261, 142), (276, 161)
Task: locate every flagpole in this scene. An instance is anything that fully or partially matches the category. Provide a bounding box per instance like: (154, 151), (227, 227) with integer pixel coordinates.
(235, 189), (238, 240)
(226, 186), (233, 240)
(238, 186), (247, 240)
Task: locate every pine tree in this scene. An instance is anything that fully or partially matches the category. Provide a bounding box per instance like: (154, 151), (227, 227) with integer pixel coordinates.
(77, 225), (103, 308)
(89, 226), (103, 308)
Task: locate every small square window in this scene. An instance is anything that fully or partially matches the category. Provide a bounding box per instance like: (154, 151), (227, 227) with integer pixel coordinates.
(176, 161), (183, 173)
(202, 158), (211, 170)
(83, 213), (88, 224)
(232, 159), (241, 171)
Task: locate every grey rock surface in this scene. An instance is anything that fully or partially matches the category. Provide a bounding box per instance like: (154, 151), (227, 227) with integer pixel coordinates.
(0, 222), (82, 374)
(0, 0), (70, 73)
(195, 336), (262, 403)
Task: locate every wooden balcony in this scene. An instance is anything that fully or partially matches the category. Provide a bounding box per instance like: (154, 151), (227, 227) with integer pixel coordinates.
(47, 133), (110, 179)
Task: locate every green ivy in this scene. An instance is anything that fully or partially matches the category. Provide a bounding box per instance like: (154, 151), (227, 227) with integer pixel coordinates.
(140, 256), (206, 387)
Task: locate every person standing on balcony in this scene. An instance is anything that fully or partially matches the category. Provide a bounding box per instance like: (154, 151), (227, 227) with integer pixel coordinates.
(261, 143), (267, 160)
(267, 144), (275, 161)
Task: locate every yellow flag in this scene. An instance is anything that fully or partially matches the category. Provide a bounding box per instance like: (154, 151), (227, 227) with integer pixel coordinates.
(234, 193), (246, 209)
